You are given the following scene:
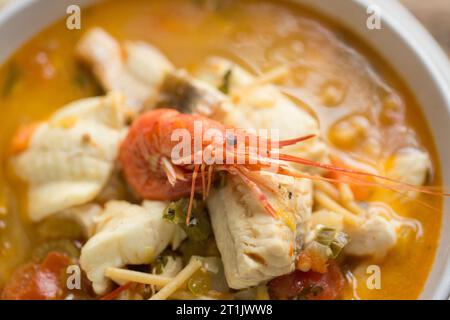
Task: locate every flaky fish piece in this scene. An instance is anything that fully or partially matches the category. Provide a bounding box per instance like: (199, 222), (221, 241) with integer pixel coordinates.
(11, 93), (125, 222)
(80, 200), (185, 294)
(76, 28), (174, 111)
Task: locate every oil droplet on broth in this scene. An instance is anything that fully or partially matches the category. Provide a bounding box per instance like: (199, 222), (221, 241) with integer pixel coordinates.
(319, 79), (347, 107)
(265, 38), (305, 66)
(380, 94), (405, 125)
(328, 114), (370, 150)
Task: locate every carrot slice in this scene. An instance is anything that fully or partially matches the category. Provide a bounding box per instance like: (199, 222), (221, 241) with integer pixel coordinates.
(268, 261), (345, 300)
(10, 122), (42, 155)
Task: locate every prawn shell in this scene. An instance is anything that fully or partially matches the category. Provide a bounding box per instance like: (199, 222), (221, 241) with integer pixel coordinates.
(119, 109), (225, 200)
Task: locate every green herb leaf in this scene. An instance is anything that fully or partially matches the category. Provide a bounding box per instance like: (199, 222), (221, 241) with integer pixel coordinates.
(313, 226), (349, 259)
(163, 198), (212, 241)
(329, 231), (348, 259)
(315, 227), (336, 246)
(218, 69), (232, 94)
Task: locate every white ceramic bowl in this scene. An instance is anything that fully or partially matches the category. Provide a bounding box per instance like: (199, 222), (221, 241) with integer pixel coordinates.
(0, 0), (449, 299)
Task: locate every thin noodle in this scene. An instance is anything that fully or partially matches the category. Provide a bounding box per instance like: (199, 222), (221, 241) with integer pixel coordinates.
(314, 190), (361, 226)
(314, 180), (340, 200)
(105, 267), (173, 287)
(339, 183), (354, 203)
(149, 258), (202, 300)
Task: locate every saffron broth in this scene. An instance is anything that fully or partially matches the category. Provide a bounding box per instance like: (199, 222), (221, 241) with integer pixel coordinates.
(0, 0), (442, 299)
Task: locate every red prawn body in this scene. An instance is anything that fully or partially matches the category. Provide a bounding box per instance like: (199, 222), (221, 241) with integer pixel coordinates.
(120, 108), (228, 200)
(120, 108), (295, 221)
(120, 109), (448, 222)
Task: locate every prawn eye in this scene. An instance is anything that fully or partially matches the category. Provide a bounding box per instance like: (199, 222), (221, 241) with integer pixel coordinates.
(166, 208), (176, 219)
(226, 134), (237, 146)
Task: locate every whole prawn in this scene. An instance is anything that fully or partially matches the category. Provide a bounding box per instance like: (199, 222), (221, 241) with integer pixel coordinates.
(120, 109), (448, 223)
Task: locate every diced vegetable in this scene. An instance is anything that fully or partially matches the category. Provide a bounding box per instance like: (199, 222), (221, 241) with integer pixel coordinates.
(163, 198), (212, 241)
(314, 226), (348, 259)
(315, 227), (336, 246)
(329, 232), (348, 259)
(218, 69), (232, 94)
(297, 226), (348, 273)
(268, 261), (345, 300)
(1, 252), (72, 300)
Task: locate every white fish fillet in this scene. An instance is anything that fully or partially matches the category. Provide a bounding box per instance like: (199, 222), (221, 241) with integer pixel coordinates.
(207, 174), (312, 289)
(76, 28), (174, 111)
(12, 93), (125, 222)
(344, 214), (397, 259)
(80, 200), (183, 294)
(188, 57), (321, 288)
(342, 148), (430, 258)
(311, 209), (397, 259)
(387, 148), (430, 188)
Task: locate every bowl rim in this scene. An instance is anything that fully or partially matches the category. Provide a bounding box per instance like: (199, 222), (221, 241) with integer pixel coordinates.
(298, 0), (450, 300)
(0, 0), (449, 300)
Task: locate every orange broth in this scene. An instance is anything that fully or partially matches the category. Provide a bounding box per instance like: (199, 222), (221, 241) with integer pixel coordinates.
(0, 0), (442, 299)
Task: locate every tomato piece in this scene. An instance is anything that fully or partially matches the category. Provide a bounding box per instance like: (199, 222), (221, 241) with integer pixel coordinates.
(1, 252), (72, 300)
(268, 261), (345, 300)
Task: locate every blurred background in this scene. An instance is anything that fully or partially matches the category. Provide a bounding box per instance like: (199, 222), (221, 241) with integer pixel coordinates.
(400, 0), (450, 56)
(0, 0), (449, 56)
